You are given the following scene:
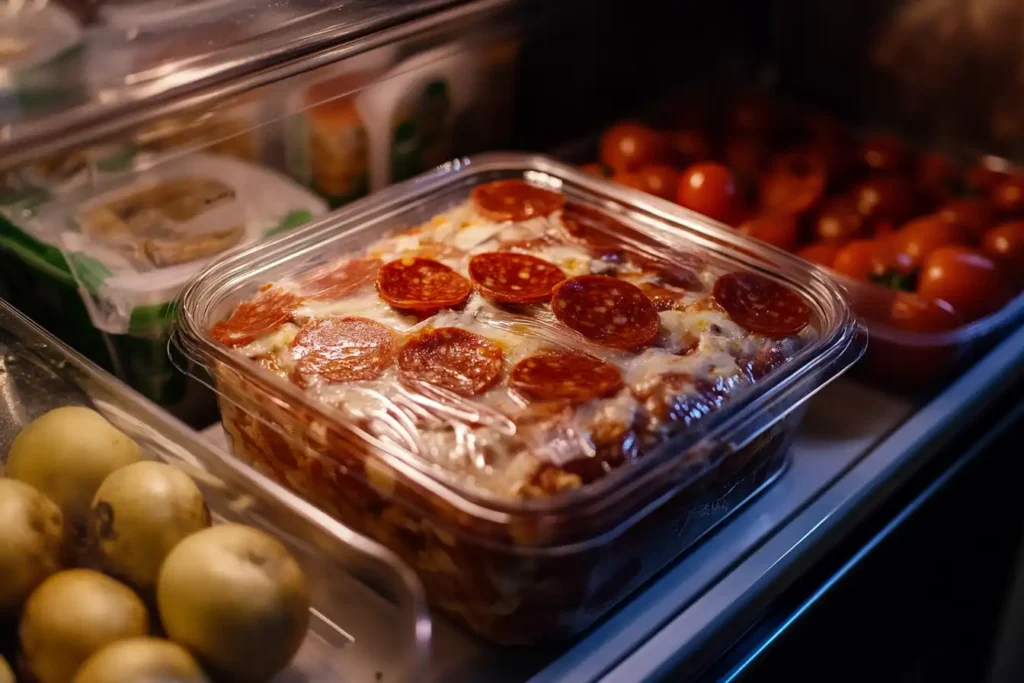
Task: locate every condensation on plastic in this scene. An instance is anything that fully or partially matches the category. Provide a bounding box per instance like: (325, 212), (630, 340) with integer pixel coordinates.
(0, 299), (431, 682)
(173, 154), (864, 643)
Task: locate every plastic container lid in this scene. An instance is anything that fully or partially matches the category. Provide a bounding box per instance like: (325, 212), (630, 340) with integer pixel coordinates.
(0, 297), (431, 682)
(174, 152), (866, 548)
(20, 153), (327, 334)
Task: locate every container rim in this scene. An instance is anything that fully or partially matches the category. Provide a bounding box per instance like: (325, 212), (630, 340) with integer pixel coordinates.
(174, 152), (866, 529)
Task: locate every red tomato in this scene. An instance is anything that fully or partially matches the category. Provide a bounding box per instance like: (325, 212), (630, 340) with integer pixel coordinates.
(833, 239), (883, 281)
(600, 123), (666, 173)
(668, 129), (713, 167)
(873, 219), (898, 237)
(888, 293), (961, 333)
(727, 92), (781, 135)
(966, 161), (1010, 192)
(851, 176), (916, 225)
(989, 175), (1024, 215)
(797, 243), (841, 268)
(917, 247), (1010, 322)
(982, 220), (1024, 272)
(936, 198), (996, 240)
(813, 196), (866, 244)
(633, 165), (680, 201)
(759, 148), (828, 216)
(737, 214), (799, 251)
(581, 163), (612, 178)
(858, 134), (912, 173)
(892, 215), (970, 271)
(916, 153), (958, 205)
(722, 135), (769, 179)
(611, 172), (646, 192)
(676, 162), (740, 224)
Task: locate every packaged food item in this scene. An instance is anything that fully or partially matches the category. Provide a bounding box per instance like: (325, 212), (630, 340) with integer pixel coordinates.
(175, 153), (864, 643)
(285, 48), (397, 207)
(0, 153), (325, 422)
(581, 93), (1024, 388)
(357, 43), (480, 190)
(0, 298), (430, 682)
(134, 98), (269, 164)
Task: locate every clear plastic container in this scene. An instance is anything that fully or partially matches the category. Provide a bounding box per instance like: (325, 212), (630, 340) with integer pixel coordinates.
(0, 298), (431, 681)
(174, 153), (864, 644)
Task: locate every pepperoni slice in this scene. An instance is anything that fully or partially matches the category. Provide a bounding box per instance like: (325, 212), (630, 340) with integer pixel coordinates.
(713, 272), (811, 338)
(210, 287), (300, 347)
(510, 350), (623, 403)
(552, 275), (661, 349)
(376, 257), (472, 311)
(639, 283), (686, 311)
(298, 257), (382, 301)
(291, 317), (395, 386)
(398, 327), (504, 397)
(468, 252), (566, 304)
(470, 180), (566, 222)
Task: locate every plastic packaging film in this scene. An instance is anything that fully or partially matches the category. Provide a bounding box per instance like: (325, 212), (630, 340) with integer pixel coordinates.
(0, 299), (431, 681)
(174, 153), (866, 643)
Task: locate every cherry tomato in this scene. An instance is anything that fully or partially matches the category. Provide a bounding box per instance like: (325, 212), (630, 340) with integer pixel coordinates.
(989, 175), (1024, 215)
(916, 152), (958, 205)
(633, 165), (680, 201)
(892, 215), (970, 271)
(873, 219), (898, 237)
(888, 293), (961, 333)
(759, 147), (828, 216)
(600, 123), (666, 173)
(851, 176), (916, 225)
(833, 239), (883, 281)
(966, 161), (1010, 192)
(858, 134), (912, 174)
(737, 214), (799, 251)
(982, 221), (1024, 272)
(727, 92), (781, 136)
(581, 163), (612, 178)
(722, 135), (769, 179)
(917, 247), (1010, 322)
(611, 172), (646, 192)
(668, 129), (713, 167)
(813, 196), (866, 244)
(936, 198), (996, 239)
(676, 162), (740, 224)
(797, 243), (840, 268)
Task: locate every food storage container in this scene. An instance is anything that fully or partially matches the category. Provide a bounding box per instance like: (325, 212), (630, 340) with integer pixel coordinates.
(0, 297), (431, 682)
(0, 149), (326, 424)
(173, 152), (864, 644)
(560, 94), (1024, 390)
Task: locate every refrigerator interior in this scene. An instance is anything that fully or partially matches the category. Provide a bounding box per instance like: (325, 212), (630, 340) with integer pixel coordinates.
(3, 0), (1024, 680)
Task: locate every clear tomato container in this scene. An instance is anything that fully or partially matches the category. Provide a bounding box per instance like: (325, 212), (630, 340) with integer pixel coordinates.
(173, 153), (864, 644)
(0, 299), (430, 682)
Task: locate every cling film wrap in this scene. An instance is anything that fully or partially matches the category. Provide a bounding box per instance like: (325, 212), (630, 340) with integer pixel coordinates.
(176, 154), (864, 643)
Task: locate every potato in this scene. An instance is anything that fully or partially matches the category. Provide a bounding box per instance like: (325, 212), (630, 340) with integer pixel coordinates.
(20, 569), (149, 683)
(7, 407), (140, 531)
(0, 654), (13, 683)
(89, 462), (210, 592)
(0, 479), (64, 617)
(157, 525), (310, 682)
(72, 637), (209, 683)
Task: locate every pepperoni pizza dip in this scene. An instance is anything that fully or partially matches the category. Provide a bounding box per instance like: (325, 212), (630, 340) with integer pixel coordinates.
(209, 179), (815, 500)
